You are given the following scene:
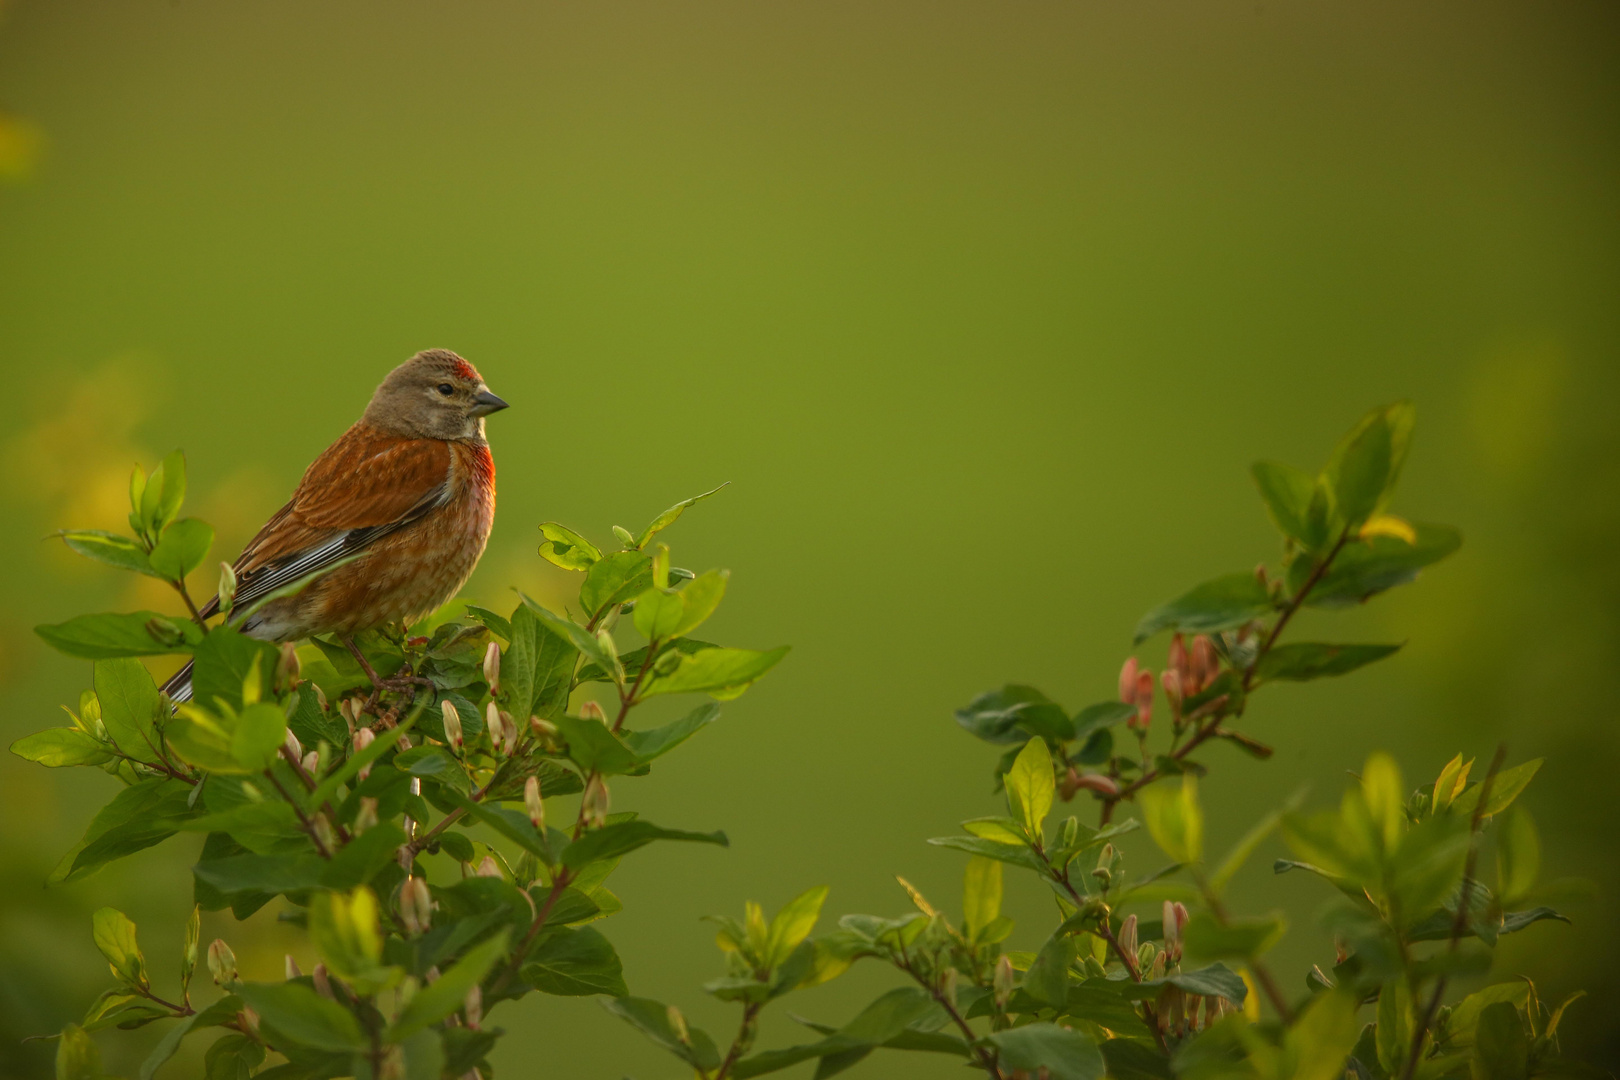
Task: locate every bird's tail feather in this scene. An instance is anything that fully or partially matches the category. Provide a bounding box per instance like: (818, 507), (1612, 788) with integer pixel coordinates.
(161, 659), (195, 706)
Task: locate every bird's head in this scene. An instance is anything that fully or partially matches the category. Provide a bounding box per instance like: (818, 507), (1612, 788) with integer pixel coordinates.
(364, 349), (509, 441)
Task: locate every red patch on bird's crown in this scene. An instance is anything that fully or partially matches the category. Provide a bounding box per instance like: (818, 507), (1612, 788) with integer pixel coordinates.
(452, 358), (480, 381)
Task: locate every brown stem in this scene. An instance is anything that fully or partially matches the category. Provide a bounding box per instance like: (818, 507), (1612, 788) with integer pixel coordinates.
(892, 957), (1002, 1079)
(172, 578), (208, 632)
(612, 639), (661, 733)
(264, 768), (333, 858)
(1051, 868), (1171, 1054)
(713, 1001), (764, 1080)
(1401, 745), (1507, 1080)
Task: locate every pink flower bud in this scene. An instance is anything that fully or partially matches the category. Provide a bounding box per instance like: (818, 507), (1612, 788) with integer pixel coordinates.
(524, 775), (545, 829)
(284, 729), (304, 761)
(482, 641), (501, 696)
(401, 876), (433, 935)
(1191, 636), (1217, 691)
(475, 856), (502, 879)
(499, 710), (518, 755)
(353, 728), (375, 780)
(581, 775), (610, 828)
(579, 700), (608, 724)
(1130, 670), (1154, 731)
(312, 683), (329, 714)
(529, 715), (559, 741)
(1119, 914), (1138, 957)
(312, 962), (334, 999)
(1160, 669), (1183, 709)
(485, 701), (501, 748)
(1163, 900), (1188, 962)
(301, 750), (320, 776)
(1119, 657), (1140, 704)
(1168, 634), (1189, 684)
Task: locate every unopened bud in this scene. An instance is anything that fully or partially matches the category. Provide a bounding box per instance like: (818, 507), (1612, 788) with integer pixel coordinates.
(312, 683), (329, 714)
(1130, 670), (1154, 732)
(483, 641), (501, 696)
(354, 796), (379, 833)
(1163, 901), (1188, 962)
(1149, 949), (1166, 980)
(440, 701), (464, 748)
(579, 700), (607, 725)
(283, 729), (303, 761)
(475, 856), (502, 879)
(338, 698), (357, 735)
(218, 562), (238, 616)
(581, 775), (610, 828)
(485, 701), (501, 748)
(529, 715), (559, 741)
(207, 939), (237, 986)
(1191, 636), (1217, 691)
(939, 966), (959, 1004)
(285, 955), (301, 980)
(525, 775), (545, 829)
(1073, 772), (1121, 797)
(667, 1004), (690, 1045)
(145, 617), (184, 647)
(353, 728), (375, 780)
(499, 710), (518, 755)
(401, 876), (433, 935)
(1097, 844), (1115, 869)
(1168, 633), (1189, 684)
(237, 1006), (259, 1038)
(301, 750), (320, 776)
(1119, 914), (1138, 958)
(1334, 935), (1350, 965)
(1161, 669), (1183, 710)
(312, 962), (334, 999)
(1119, 657), (1140, 704)
(276, 642), (301, 688)
(313, 813), (337, 852)
(1059, 817), (1079, 847)
(993, 955), (1015, 1009)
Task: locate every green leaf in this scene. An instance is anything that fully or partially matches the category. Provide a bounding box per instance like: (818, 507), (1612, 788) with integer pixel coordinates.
(500, 602), (540, 721)
(985, 1022), (1105, 1080)
(53, 778), (198, 883)
(36, 611), (201, 659)
(1004, 737), (1055, 839)
(235, 981), (367, 1052)
(394, 745), (470, 792)
(633, 587), (686, 640)
(55, 1024), (101, 1080)
(1251, 461), (1317, 545)
(962, 857), (1002, 940)
(561, 820), (729, 869)
(1472, 1001), (1530, 1080)
(1387, 815), (1471, 924)
(955, 685), (1071, 745)
(1254, 642), (1402, 682)
(537, 522), (602, 570)
(92, 907), (147, 987)
(437, 788), (549, 858)
(621, 702), (721, 763)
(202, 1033), (263, 1080)
(1139, 776), (1203, 865)
(1182, 912), (1285, 961)
(1285, 990), (1362, 1080)
(635, 482), (729, 549)
(522, 596), (617, 682)
(1496, 808), (1539, 903)
(765, 885), (828, 969)
(1134, 573), (1275, 644)
(60, 530), (158, 577)
(192, 853), (326, 896)
(143, 450), (188, 535)
(556, 714), (640, 775)
(149, 518), (215, 581)
(11, 727), (113, 767)
(1117, 963), (1247, 1004)
(138, 996), (240, 1080)
(1060, 988), (1154, 1039)
(1444, 984), (1529, 1048)
(1099, 1039), (1172, 1080)
(581, 550), (654, 619)
(670, 569), (728, 638)
(1450, 759), (1542, 819)
(926, 835), (1046, 872)
(641, 645), (790, 700)
(190, 628), (279, 713)
(1024, 932), (1074, 1007)
(524, 925), (628, 996)
(229, 703), (287, 772)
(1376, 977), (1414, 1076)
(388, 930), (510, 1039)
(602, 996), (723, 1073)
(308, 723), (411, 811)
(322, 824), (409, 891)
(1301, 523), (1462, 608)
(1325, 402), (1414, 528)
(96, 658), (163, 763)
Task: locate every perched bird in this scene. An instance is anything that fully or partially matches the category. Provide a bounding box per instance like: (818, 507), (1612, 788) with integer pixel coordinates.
(162, 349), (507, 704)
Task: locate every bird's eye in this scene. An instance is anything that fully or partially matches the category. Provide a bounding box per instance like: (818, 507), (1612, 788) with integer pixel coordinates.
(437, 383), (455, 396)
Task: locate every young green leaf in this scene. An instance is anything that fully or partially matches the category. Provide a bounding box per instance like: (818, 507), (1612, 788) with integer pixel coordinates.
(641, 645), (789, 700)
(60, 530), (158, 577)
(1139, 776), (1203, 865)
(92, 907), (148, 988)
(1251, 460), (1317, 545)
(581, 550), (654, 619)
(1299, 523), (1461, 608)
(10, 728), (113, 768)
(523, 926), (629, 996)
(669, 570), (728, 638)
(634, 482), (729, 549)
(1450, 758), (1542, 818)
(55, 1024), (102, 1080)
(1253, 642), (1402, 682)
(1023, 932), (1074, 1007)
(621, 702), (721, 763)
(35, 611), (202, 659)
(602, 996), (724, 1073)
(1004, 738), (1055, 839)
(1496, 808), (1540, 904)
(149, 518), (214, 581)
(95, 658), (163, 763)
(234, 981), (367, 1052)
(538, 522), (602, 570)
(1284, 990), (1362, 1080)
(984, 1023), (1105, 1080)
(561, 821), (729, 870)
(962, 857), (1002, 940)
(765, 885), (828, 968)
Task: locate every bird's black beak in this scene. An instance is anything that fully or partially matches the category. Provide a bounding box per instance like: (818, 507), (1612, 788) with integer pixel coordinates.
(471, 389), (509, 417)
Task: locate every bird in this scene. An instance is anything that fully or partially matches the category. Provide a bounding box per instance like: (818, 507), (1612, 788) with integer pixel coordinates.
(161, 348), (507, 705)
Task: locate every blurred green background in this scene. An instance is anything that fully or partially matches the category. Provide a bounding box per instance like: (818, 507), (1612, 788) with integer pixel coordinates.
(1, 1), (1616, 1076)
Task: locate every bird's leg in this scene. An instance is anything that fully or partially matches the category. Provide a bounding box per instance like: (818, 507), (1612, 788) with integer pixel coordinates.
(343, 635), (432, 712)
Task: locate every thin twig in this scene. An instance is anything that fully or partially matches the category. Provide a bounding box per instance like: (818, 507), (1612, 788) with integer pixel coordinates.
(713, 1001), (764, 1080)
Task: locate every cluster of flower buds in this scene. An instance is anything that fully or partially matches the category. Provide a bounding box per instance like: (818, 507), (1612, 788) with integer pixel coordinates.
(581, 775), (611, 829)
(207, 939), (237, 986)
(1119, 657), (1155, 733)
(487, 704), (519, 755)
(482, 641), (501, 696)
(400, 876), (434, 936)
(440, 701), (464, 750)
(1157, 988), (1237, 1038)
(1162, 900), (1189, 964)
(1160, 634), (1222, 728)
(524, 775), (545, 830)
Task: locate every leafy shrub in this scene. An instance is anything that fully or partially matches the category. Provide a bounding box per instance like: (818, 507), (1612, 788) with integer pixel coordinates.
(15, 407), (1604, 1080)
